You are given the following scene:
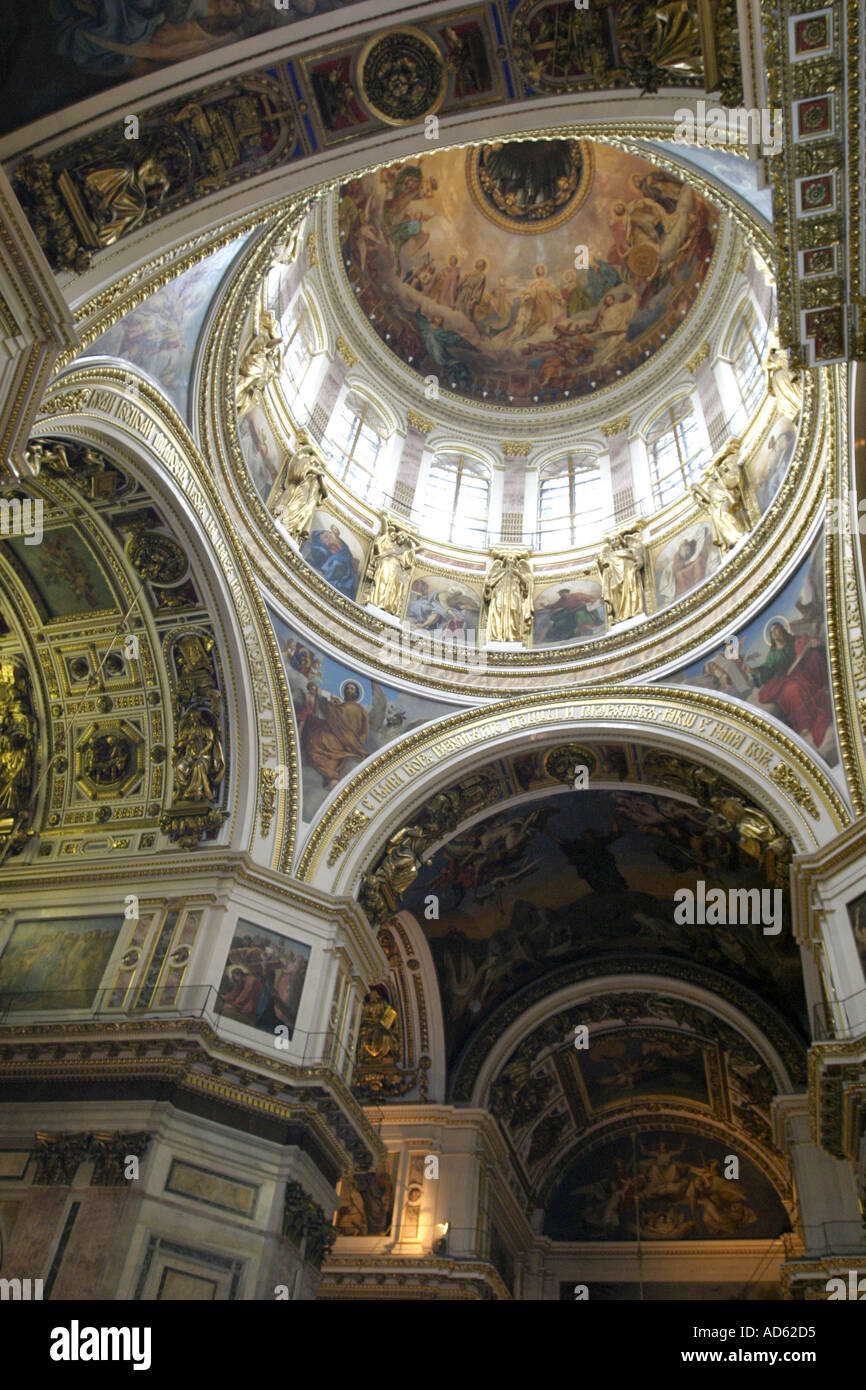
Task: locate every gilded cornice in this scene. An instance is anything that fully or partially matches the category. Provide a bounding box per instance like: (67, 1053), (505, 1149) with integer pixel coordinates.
(600, 414), (630, 438)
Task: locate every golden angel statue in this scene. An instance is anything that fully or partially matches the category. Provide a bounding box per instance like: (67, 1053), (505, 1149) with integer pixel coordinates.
(692, 443), (750, 551)
(273, 433), (328, 543)
(597, 529), (645, 623)
(766, 342), (803, 420)
(367, 520), (416, 616)
(236, 312), (283, 416)
(484, 550), (533, 644)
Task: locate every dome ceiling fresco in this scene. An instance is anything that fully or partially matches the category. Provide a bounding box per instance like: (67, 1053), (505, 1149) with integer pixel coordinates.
(339, 139), (720, 407)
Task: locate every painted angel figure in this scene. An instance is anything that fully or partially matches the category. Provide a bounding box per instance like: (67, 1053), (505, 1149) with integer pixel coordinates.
(273, 433), (328, 543)
(597, 528), (645, 623)
(484, 551), (533, 644)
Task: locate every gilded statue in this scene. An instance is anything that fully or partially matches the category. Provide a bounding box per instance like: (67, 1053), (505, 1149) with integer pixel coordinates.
(366, 520), (417, 616)
(174, 633), (220, 715)
(692, 444), (750, 552)
(597, 528), (645, 623)
(358, 986), (400, 1064)
(273, 434), (328, 543)
(484, 550), (533, 644)
(236, 312), (283, 415)
(361, 823), (428, 921)
(172, 708), (225, 803)
(766, 343), (803, 420)
(77, 151), (172, 246)
(0, 662), (35, 822)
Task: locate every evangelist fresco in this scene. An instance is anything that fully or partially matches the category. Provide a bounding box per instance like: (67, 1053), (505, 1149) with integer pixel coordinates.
(746, 415), (798, 513)
(404, 576), (483, 638)
(653, 520), (719, 610)
(2, 0), (361, 134)
(544, 1130), (790, 1242)
(298, 511), (366, 601)
(80, 237), (248, 420)
(0, 916), (122, 1011)
(216, 919), (310, 1039)
(5, 527), (115, 617)
(533, 577), (606, 646)
(666, 536), (839, 767)
(402, 790), (804, 1072)
(340, 139), (719, 407)
(270, 609), (461, 821)
(239, 402), (282, 502)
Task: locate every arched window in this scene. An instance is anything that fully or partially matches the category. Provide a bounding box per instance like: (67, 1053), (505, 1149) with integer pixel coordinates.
(538, 453), (603, 549)
(728, 302), (769, 416)
(421, 453), (490, 548)
(646, 399), (710, 507)
(281, 297), (317, 422)
(322, 392), (386, 503)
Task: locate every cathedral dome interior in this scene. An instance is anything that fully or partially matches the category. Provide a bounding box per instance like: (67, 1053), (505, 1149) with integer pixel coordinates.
(0, 0), (865, 1323)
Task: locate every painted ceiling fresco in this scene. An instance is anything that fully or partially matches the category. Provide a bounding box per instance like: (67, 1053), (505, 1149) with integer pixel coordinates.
(401, 789), (804, 1077)
(339, 139), (719, 407)
(1, 0), (359, 134)
(79, 236), (250, 421)
(544, 1128), (790, 1241)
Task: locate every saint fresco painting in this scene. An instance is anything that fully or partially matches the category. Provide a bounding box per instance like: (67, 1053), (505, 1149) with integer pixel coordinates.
(533, 577), (606, 646)
(0, 916), (122, 1011)
(846, 890), (866, 980)
(666, 536), (839, 767)
(239, 402), (282, 502)
(402, 790), (804, 1073)
(340, 140), (719, 408)
(746, 414), (798, 513)
(80, 237), (248, 420)
(653, 520), (719, 610)
(299, 511), (365, 601)
(544, 1130), (790, 1242)
(6, 526), (115, 617)
(404, 576), (482, 638)
(216, 919), (310, 1038)
(270, 609), (460, 821)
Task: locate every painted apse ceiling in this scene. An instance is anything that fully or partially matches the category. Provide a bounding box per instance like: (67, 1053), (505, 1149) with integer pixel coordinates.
(339, 139), (720, 407)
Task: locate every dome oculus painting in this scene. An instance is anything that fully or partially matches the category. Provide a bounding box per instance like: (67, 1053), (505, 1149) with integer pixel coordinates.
(339, 139), (719, 407)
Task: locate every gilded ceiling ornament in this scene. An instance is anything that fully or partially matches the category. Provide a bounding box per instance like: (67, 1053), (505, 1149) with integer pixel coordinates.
(61, 145), (178, 250)
(173, 633), (220, 716)
(0, 660), (36, 855)
(236, 311), (283, 416)
(126, 529), (187, 585)
(335, 334), (359, 367)
(501, 440), (533, 456)
(597, 528), (646, 623)
(327, 808), (370, 867)
(273, 433), (328, 544)
(684, 342), (710, 374)
(360, 823), (429, 923)
(282, 1180), (336, 1269)
(160, 631), (226, 849)
(601, 414), (630, 437)
(484, 551), (533, 644)
(769, 763), (819, 820)
(543, 743), (601, 784)
(259, 767), (277, 838)
(75, 723), (143, 798)
(366, 518), (417, 616)
(691, 442), (751, 552)
(353, 984), (416, 1099)
(406, 408), (434, 435)
(358, 28), (448, 126)
(37, 389), (92, 416)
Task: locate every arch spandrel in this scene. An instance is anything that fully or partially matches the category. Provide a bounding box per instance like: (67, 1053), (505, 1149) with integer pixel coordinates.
(300, 688), (848, 893)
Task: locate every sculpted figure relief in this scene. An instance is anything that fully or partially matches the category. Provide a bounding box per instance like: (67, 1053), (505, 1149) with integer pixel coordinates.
(274, 433), (328, 543)
(484, 551), (533, 644)
(692, 443), (750, 552)
(597, 528), (645, 623)
(766, 343), (803, 420)
(367, 520), (417, 616)
(237, 312), (283, 415)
